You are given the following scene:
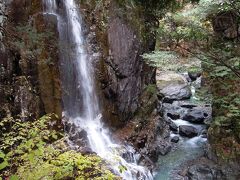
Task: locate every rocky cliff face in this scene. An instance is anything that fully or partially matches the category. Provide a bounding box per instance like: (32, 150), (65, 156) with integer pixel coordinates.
(78, 0), (156, 127)
(1, 0), (161, 163)
(75, 1), (166, 163)
(1, 0), (156, 126)
(0, 0), (62, 121)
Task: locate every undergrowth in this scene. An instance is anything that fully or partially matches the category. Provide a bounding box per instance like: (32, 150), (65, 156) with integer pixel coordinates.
(0, 114), (118, 180)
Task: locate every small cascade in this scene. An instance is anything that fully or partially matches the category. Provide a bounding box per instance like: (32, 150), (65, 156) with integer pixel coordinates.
(155, 74), (211, 179)
(43, 0), (57, 14)
(43, 0), (153, 179)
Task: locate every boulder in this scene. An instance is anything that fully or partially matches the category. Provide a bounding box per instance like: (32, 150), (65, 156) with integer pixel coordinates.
(161, 84), (192, 102)
(171, 136), (180, 143)
(182, 109), (209, 124)
(158, 142), (172, 156)
(148, 140), (172, 161)
(156, 72), (188, 88)
(64, 119), (90, 148)
(187, 164), (223, 180)
(157, 72), (191, 101)
(169, 121), (178, 132)
(188, 71), (201, 81)
(179, 125), (198, 138)
(167, 112), (180, 120)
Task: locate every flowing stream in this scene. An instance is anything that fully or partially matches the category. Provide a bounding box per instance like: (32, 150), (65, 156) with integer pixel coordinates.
(43, 0), (153, 179)
(154, 77), (210, 180)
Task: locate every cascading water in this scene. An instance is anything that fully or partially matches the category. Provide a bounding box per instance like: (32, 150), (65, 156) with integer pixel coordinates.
(43, 0), (153, 179)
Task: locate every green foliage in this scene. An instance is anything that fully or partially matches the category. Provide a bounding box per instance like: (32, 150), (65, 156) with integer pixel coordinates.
(0, 151), (8, 171)
(118, 165), (127, 174)
(0, 114), (117, 179)
(0, 114), (63, 175)
(146, 0), (240, 77)
(0, 114), (63, 153)
(145, 84), (158, 95)
(143, 51), (201, 72)
(146, 0), (240, 161)
(16, 149), (117, 180)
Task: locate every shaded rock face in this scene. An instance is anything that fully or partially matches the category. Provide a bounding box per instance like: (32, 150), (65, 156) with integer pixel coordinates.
(13, 76), (41, 120)
(0, 0), (62, 121)
(107, 16), (145, 122)
(106, 10), (156, 124)
(213, 11), (239, 39)
(79, 1), (156, 127)
(175, 157), (228, 180)
(0, 0), (6, 42)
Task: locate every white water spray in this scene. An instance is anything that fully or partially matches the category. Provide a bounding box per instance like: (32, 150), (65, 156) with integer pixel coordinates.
(43, 0), (153, 179)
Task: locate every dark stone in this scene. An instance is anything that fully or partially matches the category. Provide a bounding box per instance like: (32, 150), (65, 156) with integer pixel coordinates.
(171, 136), (179, 143)
(201, 134), (207, 139)
(81, 147), (94, 155)
(159, 143), (172, 155)
(69, 129), (88, 141)
(167, 112), (180, 120)
(148, 140), (172, 161)
(122, 151), (135, 163)
(181, 104), (198, 109)
(201, 130), (207, 138)
(187, 164), (213, 180)
(188, 72), (201, 81)
(179, 125), (198, 138)
(169, 121), (178, 132)
(136, 136), (147, 149)
(182, 109), (208, 124)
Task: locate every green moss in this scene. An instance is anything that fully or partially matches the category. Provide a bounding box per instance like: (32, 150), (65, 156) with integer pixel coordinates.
(145, 84), (158, 95)
(133, 84), (158, 121)
(188, 66), (202, 74)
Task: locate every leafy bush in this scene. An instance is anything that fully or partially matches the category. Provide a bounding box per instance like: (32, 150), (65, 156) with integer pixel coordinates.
(0, 114), (117, 179)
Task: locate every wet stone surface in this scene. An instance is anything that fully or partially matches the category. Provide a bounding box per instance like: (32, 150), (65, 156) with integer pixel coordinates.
(155, 71), (212, 180)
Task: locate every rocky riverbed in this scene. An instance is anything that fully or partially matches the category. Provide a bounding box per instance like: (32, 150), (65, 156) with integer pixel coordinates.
(154, 70), (213, 179)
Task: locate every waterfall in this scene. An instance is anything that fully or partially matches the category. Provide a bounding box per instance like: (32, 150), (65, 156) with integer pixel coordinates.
(43, 0), (153, 179)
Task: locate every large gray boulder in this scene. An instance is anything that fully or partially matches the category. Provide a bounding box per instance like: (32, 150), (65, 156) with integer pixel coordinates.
(161, 84), (192, 101)
(157, 72), (192, 101)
